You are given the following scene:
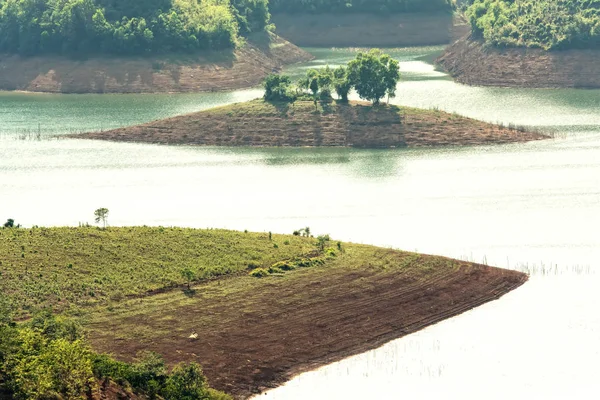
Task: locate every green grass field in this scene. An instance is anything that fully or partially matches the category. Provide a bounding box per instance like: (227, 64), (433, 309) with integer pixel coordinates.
(0, 227), (320, 317)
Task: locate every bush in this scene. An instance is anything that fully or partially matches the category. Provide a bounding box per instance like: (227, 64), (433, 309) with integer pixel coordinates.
(249, 268), (270, 278)
(263, 74), (297, 103)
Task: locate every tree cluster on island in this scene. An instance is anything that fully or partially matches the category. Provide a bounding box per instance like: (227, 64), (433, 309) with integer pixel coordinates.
(0, 0), (271, 56)
(264, 49), (400, 105)
(466, 0), (600, 50)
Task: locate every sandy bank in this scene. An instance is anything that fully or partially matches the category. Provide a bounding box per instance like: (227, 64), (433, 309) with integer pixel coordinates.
(0, 34), (313, 94)
(437, 37), (600, 89)
(72, 99), (548, 148)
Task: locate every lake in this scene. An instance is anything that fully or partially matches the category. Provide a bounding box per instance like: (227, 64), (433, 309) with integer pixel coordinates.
(1, 46), (599, 399)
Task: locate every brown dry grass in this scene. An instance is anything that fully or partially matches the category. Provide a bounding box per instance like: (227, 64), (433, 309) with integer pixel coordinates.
(73, 99), (548, 148)
(86, 245), (527, 399)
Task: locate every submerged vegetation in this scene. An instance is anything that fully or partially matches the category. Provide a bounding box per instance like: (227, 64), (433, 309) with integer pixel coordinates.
(269, 0), (454, 14)
(0, 0), (271, 56)
(264, 49), (400, 105)
(466, 0), (600, 50)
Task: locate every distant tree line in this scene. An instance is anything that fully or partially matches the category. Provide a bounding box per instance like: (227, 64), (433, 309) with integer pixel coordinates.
(264, 49), (400, 105)
(467, 0), (600, 50)
(269, 0), (454, 14)
(0, 0), (271, 56)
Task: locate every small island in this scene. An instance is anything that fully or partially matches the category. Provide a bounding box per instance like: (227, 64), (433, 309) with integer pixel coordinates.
(73, 50), (548, 148)
(0, 225), (528, 399)
(437, 0), (600, 88)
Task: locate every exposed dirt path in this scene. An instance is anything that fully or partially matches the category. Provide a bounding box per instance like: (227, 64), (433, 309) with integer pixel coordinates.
(87, 248), (527, 399)
(437, 37), (600, 89)
(72, 100), (548, 148)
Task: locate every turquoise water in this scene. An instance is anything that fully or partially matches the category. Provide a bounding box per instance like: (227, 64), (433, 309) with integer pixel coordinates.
(1, 47), (600, 399)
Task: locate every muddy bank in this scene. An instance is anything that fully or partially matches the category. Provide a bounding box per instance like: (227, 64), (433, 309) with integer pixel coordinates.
(72, 99), (548, 148)
(272, 13), (454, 47)
(437, 37), (600, 88)
(0, 34), (313, 94)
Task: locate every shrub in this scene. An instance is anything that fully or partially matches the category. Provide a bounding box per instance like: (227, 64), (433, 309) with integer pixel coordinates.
(250, 268), (270, 278)
(263, 74), (297, 103)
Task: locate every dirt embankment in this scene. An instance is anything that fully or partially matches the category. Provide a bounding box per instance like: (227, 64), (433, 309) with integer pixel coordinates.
(0, 34), (313, 94)
(73, 99), (547, 148)
(272, 13), (454, 47)
(437, 37), (600, 89)
(88, 249), (528, 399)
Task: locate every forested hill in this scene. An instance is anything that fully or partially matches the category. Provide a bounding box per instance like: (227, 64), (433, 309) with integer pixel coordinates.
(466, 0), (600, 50)
(0, 0), (270, 56)
(269, 0), (454, 14)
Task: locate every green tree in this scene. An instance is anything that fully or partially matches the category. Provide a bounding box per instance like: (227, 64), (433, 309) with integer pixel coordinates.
(263, 74), (296, 102)
(3, 218), (15, 228)
(181, 267), (196, 290)
(333, 65), (352, 102)
(163, 363), (210, 400)
(94, 208), (109, 228)
(348, 49), (400, 105)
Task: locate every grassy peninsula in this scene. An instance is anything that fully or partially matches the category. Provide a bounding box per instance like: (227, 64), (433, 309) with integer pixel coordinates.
(73, 99), (547, 147)
(0, 226), (528, 399)
(438, 0), (600, 88)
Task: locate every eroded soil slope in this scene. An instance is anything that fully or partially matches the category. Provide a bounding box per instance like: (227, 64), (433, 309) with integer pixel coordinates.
(87, 248), (527, 399)
(74, 100), (548, 147)
(0, 34), (313, 94)
(437, 37), (600, 88)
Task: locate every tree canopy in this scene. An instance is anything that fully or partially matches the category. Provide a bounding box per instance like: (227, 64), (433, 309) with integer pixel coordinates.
(269, 0), (454, 14)
(0, 0), (271, 56)
(263, 49), (401, 105)
(466, 0), (600, 50)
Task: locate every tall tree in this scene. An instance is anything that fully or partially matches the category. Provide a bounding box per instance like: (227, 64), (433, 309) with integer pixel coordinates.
(348, 49), (400, 105)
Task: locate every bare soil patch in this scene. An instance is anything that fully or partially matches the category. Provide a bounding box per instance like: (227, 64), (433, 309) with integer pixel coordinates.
(0, 34), (313, 94)
(87, 247), (527, 399)
(72, 100), (548, 148)
(437, 37), (600, 89)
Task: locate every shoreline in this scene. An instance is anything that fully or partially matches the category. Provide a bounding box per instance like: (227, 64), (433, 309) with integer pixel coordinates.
(70, 99), (549, 148)
(0, 34), (313, 94)
(437, 37), (600, 89)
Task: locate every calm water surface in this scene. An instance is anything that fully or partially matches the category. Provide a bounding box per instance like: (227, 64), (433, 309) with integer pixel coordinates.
(1, 46), (600, 399)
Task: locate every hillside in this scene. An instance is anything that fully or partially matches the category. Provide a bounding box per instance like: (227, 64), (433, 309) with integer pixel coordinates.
(466, 0), (600, 51)
(0, 226), (528, 398)
(72, 99), (548, 147)
(0, 34), (313, 93)
(0, 0), (270, 56)
(437, 37), (600, 89)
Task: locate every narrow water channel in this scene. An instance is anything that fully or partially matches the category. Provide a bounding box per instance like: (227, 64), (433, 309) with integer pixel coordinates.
(1, 46), (599, 399)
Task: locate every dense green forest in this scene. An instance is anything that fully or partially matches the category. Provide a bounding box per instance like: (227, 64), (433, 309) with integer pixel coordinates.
(466, 0), (600, 50)
(269, 0), (454, 14)
(0, 0), (270, 56)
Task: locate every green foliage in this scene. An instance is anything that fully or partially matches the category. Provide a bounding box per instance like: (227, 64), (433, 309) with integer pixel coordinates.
(3, 219), (15, 228)
(0, 0), (272, 56)
(181, 267), (196, 290)
(269, 0), (454, 14)
(466, 0), (600, 50)
(348, 49), (400, 104)
(0, 311), (227, 399)
(0, 227), (317, 318)
(249, 268), (270, 277)
(263, 74), (297, 102)
(267, 50), (400, 105)
(316, 234), (331, 252)
(94, 207), (109, 228)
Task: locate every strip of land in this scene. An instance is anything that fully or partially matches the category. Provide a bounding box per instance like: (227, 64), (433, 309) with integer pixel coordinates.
(72, 99), (547, 148)
(437, 37), (600, 89)
(0, 227), (528, 399)
(0, 34), (313, 94)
